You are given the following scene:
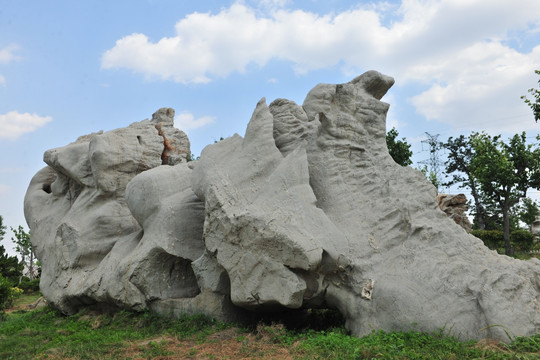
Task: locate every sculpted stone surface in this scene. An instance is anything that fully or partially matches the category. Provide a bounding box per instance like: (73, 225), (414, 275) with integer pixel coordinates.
(24, 108), (193, 313)
(25, 71), (540, 342)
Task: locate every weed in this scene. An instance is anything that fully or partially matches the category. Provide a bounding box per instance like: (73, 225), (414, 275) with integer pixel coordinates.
(508, 334), (540, 352)
(140, 339), (173, 358)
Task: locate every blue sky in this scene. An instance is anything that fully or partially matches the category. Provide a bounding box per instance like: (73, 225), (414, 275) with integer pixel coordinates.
(1, 0), (539, 256)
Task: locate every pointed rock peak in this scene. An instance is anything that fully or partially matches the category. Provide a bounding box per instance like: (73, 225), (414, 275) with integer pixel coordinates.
(243, 97), (274, 149)
(350, 70), (395, 100)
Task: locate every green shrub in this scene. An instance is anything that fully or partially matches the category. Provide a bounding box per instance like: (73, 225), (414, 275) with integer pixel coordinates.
(510, 230), (535, 252)
(0, 274), (21, 312)
(470, 229), (504, 250)
(471, 229), (535, 253)
(18, 278), (40, 293)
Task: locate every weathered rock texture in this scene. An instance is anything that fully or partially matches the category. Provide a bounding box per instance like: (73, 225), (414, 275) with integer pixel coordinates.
(25, 71), (540, 342)
(437, 193), (473, 232)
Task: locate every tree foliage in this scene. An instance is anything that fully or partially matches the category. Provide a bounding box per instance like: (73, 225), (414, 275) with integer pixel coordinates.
(521, 69), (540, 123)
(471, 229), (535, 253)
(443, 134), (486, 229)
(0, 217), (4, 242)
(470, 132), (540, 255)
(518, 197), (539, 229)
(386, 127), (413, 167)
(0, 216), (22, 285)
(11, 226), (37, 281)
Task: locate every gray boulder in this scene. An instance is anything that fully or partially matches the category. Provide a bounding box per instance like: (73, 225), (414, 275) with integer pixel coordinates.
(24, 108), (193, 313)
(25, 71), (540, 342)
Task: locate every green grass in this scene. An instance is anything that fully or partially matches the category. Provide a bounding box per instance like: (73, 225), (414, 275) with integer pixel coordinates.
(0, 303), (539, 359)
(10, 291), (42, 309)
(296, 328), (493, 359)
(0, 307), (225, 359)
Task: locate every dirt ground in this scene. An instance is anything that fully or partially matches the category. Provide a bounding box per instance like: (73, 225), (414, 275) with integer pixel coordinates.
(122, 329), (297, 360)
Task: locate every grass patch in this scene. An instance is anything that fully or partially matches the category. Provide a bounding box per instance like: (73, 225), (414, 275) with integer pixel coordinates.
(9, 291), (42, 310)
(294, 328), (482, 359)
(0, 307), (225, 359)
(0, 304), (539, 359)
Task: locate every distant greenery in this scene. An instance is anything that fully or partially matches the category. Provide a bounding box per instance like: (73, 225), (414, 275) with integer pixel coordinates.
(442, 132), (540, 256)
(522, 69), (540, 123)
(1, 304), (539, 359)
(470, 132), (540, 255)
(443, 68), (540, 236)
(17, 277), (40, 293)
(0, 216), (25, 315)
(11, 225), (38, 282)
(471, 229), (535, 253)
(0, 216), (23, 286)
(386, 127), (413, 167)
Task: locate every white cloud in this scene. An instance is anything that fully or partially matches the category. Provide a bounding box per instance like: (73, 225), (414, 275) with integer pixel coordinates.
(0, 111), (52, 140)
(175, 112), (216, 131)
(0, 44), (20, 87)
(0, 44), (20, 64)
(384, 93), (403, 130)
(100, 3), (381, 83)
(255, 0), (290, 9)
(410, 42), (540, 133)
(102, 1), (540, 82)
(102, 1), (540, 132)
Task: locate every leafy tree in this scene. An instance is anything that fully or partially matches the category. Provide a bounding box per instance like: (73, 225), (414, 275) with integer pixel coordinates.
(470, 132), (540, 255)
(472, 195), (524, 232)
(386, 127), (413, 166)
(521, 69), (540, 123)
(0, 216), (22, 285)
(518, 197), (539, 229)
(11, 226), (37, 281)
(0, 217), (4, 242)
(443, 134), (486, 229)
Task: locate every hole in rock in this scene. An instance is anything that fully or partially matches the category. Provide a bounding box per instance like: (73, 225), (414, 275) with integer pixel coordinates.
(67, 295), (126, 316)
(247, 308), (345, 333)
(42, 183), (52, 194)
(136, 135), (142, 145)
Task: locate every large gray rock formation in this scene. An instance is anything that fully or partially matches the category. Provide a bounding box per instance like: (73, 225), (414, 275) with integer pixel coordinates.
(25, 71), (540, 342)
